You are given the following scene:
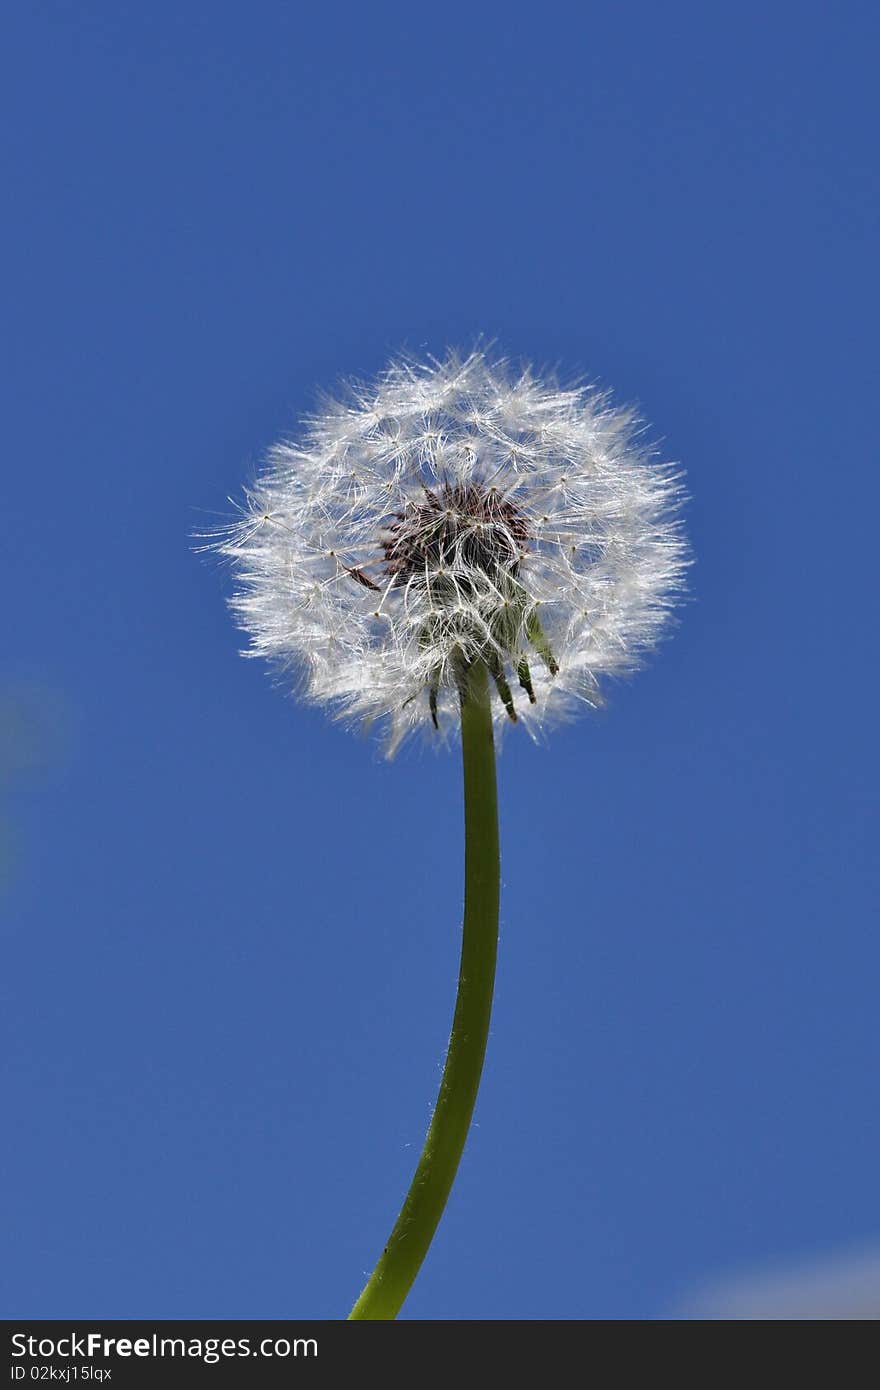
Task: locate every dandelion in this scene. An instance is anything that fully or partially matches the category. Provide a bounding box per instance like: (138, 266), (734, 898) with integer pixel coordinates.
(204, 348), (688, 1318)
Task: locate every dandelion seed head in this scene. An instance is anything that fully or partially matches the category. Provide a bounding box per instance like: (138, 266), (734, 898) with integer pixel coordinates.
(208, 348), (689, 752)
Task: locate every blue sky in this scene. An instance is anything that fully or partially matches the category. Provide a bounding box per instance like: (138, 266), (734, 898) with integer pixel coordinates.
(3, 2), (878, 1319)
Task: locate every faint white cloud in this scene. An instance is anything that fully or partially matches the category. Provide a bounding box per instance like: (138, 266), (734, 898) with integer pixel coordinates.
(678, 1247), (880, 1320)
(0, 681), (71, 893)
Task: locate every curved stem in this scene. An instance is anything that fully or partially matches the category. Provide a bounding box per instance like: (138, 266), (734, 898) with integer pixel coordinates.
(349, 662), (501, 1319)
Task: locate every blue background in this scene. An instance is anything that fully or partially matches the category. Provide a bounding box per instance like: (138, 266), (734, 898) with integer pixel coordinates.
(3, 2), (878, 1320)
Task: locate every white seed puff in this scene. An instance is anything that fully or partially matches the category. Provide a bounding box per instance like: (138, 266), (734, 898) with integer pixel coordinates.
(209, 349), (689, 752)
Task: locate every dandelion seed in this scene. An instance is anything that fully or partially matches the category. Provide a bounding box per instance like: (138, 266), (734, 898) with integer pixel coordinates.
(211, 348), (688, 752)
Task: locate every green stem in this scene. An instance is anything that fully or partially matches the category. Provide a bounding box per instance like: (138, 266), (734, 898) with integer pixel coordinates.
(348, 662), (501, 1319)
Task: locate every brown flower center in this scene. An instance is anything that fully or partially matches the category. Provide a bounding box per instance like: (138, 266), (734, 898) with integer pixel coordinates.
(381, 482), (529, 585)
